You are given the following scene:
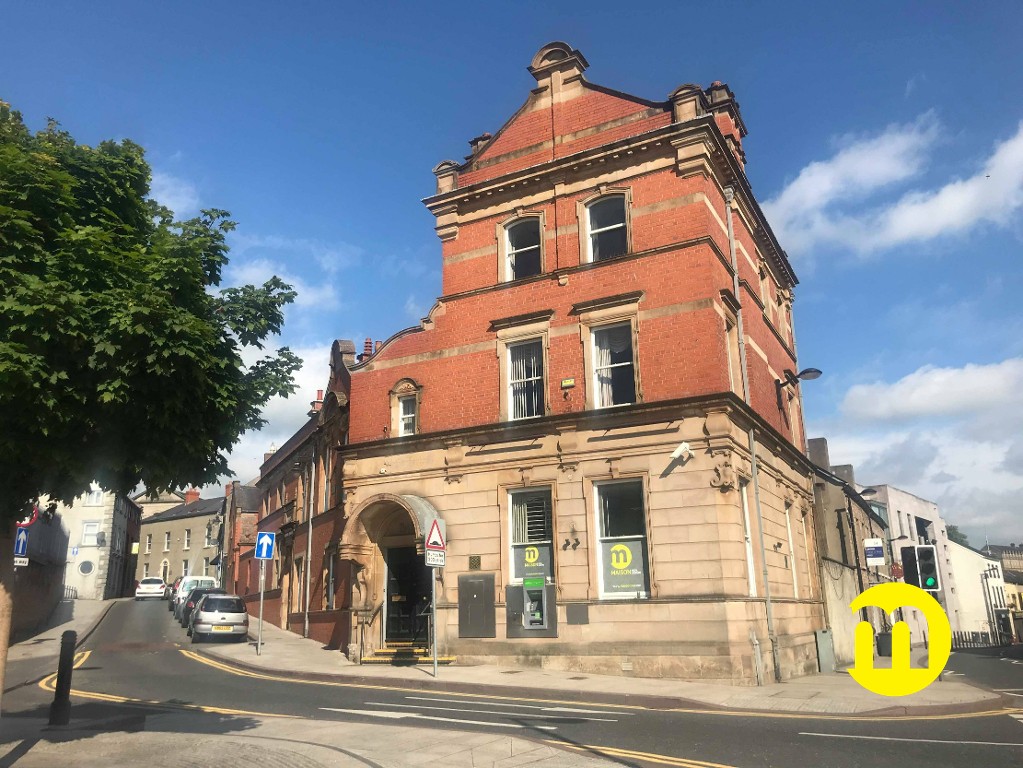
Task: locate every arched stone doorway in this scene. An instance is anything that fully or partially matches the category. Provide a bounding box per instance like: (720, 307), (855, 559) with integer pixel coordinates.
(340, 494), (442, 656)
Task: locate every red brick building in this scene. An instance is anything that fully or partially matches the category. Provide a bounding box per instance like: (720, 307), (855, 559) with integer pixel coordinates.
(242, 43), (824, 684)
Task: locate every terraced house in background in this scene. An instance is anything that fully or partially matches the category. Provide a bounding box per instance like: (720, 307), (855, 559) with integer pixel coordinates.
(234, 42), (825, 684)
(136, 490), (224, 587)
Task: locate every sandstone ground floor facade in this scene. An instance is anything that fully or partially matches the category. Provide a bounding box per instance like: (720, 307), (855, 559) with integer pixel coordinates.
(291, 399), (826, 685)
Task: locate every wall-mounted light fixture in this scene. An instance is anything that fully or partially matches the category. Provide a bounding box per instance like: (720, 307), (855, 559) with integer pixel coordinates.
(775, 367), (822, 408)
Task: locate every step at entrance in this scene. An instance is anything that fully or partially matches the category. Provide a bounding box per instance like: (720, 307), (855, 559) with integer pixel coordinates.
(362, 641), (455, 666)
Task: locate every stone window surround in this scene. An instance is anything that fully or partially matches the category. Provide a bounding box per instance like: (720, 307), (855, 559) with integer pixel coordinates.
(389, 378), (422, 437)
(588, 474), (653, 601)
(497, 210), (546, 283)
(574, 294), (642, 410)
(577, 187), (633, 265)
(495, 318), (552, 422)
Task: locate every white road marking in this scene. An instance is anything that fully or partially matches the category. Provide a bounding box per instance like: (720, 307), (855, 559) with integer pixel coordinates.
(369, 701), (617, 722)
(800, 732), (1023, 747)
(404, 695), (635, 716)
(320, 707), (557, 730)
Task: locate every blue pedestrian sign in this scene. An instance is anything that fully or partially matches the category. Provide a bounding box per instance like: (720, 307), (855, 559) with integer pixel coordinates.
(255, 532), (276, 560)
(14, 528), (28, 557)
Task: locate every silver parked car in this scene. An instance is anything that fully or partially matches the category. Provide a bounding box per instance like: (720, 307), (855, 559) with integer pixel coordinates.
(189, 594), (249, 643)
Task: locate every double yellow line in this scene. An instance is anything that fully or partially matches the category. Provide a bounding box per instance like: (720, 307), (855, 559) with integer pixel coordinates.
(37, 649), (295, 718)
(550, 740), (736, 768)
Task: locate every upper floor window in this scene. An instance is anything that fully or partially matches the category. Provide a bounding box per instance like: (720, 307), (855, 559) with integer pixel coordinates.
(183, 528), (191, 550)
(389, 378), (421, 437)
(399, 395), (417, 436)
(592, 323), (636, 407)
(81, 522), (100, 547)
(84, 486), (103, 506)
(164, 531), (171, 551)
(586, 196), (628, 262)
(505, 219), (542, 280)
(145, 533), (152, 554)
(508, 339), (545, 419)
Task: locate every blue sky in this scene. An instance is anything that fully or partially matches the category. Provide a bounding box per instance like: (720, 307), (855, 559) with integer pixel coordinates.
(5, 2), (1021, 544)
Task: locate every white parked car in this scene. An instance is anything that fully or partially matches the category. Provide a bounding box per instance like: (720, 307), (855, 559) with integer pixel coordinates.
(135, 577), (166, 600)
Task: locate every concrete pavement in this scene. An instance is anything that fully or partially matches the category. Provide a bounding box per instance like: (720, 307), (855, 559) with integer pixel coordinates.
(6, 598), (114, 665)
(200, 619), (1006, 715)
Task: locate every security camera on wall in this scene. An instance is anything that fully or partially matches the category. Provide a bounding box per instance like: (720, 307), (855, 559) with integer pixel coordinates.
(670, 442), (692, 461)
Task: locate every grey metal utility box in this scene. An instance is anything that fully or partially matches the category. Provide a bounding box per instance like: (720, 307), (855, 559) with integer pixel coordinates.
(458, 573), (495, 638)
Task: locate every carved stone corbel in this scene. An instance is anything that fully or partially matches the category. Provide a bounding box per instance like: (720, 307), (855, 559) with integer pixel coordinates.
(709, 450), (736, 491)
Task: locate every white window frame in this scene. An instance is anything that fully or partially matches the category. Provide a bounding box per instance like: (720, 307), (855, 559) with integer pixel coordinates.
(740, 480), (758, 598)
(203, 557), (210, 577)
(142, 562), (150, 578)
(579, 191), (631, 264)
(389, 378), (421, 438)
(181, 559), (189, 577)
(503, 217), (543, 281)
(591, 322), (637, 409)
(83, 486), (103, 506)
(183, 528), (191, 550)
(163, 531), (171, 552)
(593, 478), (650, 600)
(496, 319), (551, 422)
(81, 522), (100, 547)
(508, 487), (554, 584)
(507, 338), (545, 420)
(161, 560), (169, 582)
(785, 503), (798, 599)
(398, 394), (417, 436)
(145, 533), (152, 554)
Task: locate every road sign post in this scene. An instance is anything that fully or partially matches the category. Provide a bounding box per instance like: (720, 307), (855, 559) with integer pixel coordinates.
(424, 519), (446, 678)
(254, 532), (276, 657)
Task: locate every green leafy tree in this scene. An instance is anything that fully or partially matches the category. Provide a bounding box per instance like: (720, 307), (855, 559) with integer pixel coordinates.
(0, 102), (301, 516)
(946, 524), (970, 547)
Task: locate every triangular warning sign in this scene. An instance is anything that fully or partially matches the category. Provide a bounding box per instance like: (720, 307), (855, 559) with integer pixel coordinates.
(425, 518), (445, 550)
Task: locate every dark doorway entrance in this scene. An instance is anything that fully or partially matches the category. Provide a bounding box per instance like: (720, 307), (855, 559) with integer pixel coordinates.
(385, 547), (431, 643)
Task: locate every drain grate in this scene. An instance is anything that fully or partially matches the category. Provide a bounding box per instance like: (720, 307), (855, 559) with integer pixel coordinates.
(568, 676), (587, 680)
(500, 670), (524, 674)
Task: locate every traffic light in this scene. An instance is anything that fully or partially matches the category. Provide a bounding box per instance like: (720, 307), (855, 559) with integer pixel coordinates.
(901, 545), (919, 587)
(916, 545), (940, 591)
(901, 544), (940, 591)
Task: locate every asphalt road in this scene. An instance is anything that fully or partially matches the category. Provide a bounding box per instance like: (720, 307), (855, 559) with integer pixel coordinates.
(5, 600), (1023, 768)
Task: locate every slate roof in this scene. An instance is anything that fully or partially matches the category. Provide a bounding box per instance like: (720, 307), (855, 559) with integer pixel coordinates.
(231, 485), (262, 511)
(141, 497), (224, 525)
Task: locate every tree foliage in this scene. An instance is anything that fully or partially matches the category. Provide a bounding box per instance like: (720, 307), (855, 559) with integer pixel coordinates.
(0, 102), (302, 521)
(946, 524), (970, 547)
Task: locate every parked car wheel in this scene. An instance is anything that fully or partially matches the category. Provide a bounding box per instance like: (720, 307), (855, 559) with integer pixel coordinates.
(191, 631), (202, 644)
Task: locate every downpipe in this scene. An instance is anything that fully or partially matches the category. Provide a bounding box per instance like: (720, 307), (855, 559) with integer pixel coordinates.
(725, 187), (781, 684)
(303, 449), (315, 639)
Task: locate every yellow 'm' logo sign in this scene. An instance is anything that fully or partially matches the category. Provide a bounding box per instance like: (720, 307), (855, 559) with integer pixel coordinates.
(610, 544), (632, 569)
(848, 583), (951, 697)
(524, 546), (539, 564)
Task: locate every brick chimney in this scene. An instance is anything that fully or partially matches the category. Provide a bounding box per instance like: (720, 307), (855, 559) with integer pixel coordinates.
(308, 388), (324, 417)
(364, 338), (373, 357)
(263, 441), (278, 464)
(184, 488), (201, 504)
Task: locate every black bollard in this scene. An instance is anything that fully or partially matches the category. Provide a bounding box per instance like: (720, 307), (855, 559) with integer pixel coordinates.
(48, 630), (76, 726)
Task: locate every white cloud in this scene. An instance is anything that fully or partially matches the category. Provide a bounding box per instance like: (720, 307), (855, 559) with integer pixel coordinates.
(150, 171), (200, 217)
(231, 233), (362, 274)
(404, 294), (425, 321)
(207, 342), (333, 489)
(225, 257), (340, 311)
(820, 357), (1023, 546)
(765, 117), (1023, 259)
(840, 359), (1023, 422)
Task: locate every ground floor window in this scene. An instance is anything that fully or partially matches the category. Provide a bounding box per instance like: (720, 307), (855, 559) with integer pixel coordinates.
(509, 488), (553, 583)
(594, 479), (650, 598)
(142, 562), (149, 578)
(181, 559), (189, 577)
(161, 560), (169, 582)
(203, 557), (210, 577)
